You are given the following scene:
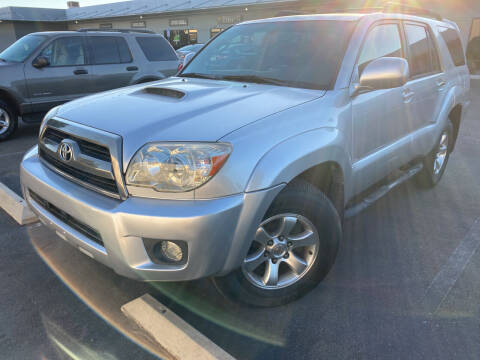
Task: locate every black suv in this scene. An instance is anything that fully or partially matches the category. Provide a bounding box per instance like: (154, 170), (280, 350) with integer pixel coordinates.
(0, 29), (180, 140)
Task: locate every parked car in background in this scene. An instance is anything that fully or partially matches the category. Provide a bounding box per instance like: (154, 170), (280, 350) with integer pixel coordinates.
(176, 43), (204, 61)
(21, 10), (470, 307)
(0, 29), (180, 140)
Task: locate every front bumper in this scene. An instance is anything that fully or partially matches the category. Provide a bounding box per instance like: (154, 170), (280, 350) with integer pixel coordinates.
(21, 146), (283, 281)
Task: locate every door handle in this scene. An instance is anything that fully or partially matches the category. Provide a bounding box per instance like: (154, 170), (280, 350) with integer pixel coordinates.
(436, 79), (446, 88)
(403, 89), (415, 103)
(126, 66), (138, 71)
(73, 69), (88, 75)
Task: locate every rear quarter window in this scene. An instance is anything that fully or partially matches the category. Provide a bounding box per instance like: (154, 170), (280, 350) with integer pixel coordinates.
(136, 36), (178, 61)
(438, 26), (466, 67)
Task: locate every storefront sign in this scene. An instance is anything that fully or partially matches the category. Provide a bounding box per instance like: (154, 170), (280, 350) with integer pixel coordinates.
(169, 18), (188, 26)
(131, 21), (146, 28)
(217, 15), (243, 24)
(99, 23), (112, 29)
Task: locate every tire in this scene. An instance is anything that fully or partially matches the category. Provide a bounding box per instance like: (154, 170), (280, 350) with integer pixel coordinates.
(213, 180), (342, 307)
(415, 121), (454, 188)
(0, 99), (18, 141)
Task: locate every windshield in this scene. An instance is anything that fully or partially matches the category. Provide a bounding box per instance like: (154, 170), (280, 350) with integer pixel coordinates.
(181, 20), (356, 90)
(0, 34), (46, 63)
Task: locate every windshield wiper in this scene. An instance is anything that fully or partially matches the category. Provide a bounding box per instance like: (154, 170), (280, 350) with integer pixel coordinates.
(180, 73), (219, 80)
(219, 75), (291, 86)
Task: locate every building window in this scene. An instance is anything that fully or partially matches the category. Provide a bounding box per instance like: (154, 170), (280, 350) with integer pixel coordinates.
(188, 29), (197, 43)
(210, 28), (223, 38)
(131, 21), (146, 29)
(169, 18), (188, 27)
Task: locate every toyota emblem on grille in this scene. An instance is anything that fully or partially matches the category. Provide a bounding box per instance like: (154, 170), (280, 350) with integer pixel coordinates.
(58, 141), (74, 162)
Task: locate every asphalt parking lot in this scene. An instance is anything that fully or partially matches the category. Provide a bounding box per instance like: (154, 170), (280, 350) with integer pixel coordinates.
(1, 84), (480, 360)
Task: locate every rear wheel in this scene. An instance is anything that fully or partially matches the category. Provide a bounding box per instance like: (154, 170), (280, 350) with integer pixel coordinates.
(415, 121), (453, 188)
(213, 180), (342, 307)
(0, 100), (18, 141)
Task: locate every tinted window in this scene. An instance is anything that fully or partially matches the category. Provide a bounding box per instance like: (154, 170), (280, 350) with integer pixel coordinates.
(405, 24), (440, 77)
(136, 37), (178, 61)
(182, 21), (357, 90)
(89, 36), (132, 64)
(358, 24), (403, 75)
(0, 34), (46, 63)
(439, 27), (466, 66)
(40, 37), (85, 66)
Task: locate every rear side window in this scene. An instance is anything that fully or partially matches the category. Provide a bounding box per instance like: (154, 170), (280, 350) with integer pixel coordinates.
(358, 24), (403, 75)
(89, 36), (132, 64)
(439, 26), (466, 66)
(136, 36), (178, 61)
(405, 24), (441, 78)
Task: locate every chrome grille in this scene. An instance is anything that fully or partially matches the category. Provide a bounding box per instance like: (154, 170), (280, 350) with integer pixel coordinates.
(38, 117), (127, 199)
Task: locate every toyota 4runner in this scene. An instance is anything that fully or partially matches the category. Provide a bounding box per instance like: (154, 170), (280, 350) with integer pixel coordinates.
(21, 10), (470, 306)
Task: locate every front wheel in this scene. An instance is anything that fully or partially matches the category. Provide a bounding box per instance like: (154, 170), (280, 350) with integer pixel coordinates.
(0, 100), (18, 141)
(415, 121), (453, 188)
(213, 180), (342, 307)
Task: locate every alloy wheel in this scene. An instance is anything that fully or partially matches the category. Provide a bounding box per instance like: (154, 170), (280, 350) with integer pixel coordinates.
(242, 213), (319, 290)
(434, 131), (449, 175)
(0, 107), (10, 136)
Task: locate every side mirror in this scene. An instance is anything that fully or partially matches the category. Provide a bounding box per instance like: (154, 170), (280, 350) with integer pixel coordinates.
(32, 56), (50, 69)
(183, 52), (195, 66)
(357, 57), (409, 93)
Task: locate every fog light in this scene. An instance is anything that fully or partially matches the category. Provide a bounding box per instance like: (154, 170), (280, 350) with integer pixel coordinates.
(160, 241), (183, 262)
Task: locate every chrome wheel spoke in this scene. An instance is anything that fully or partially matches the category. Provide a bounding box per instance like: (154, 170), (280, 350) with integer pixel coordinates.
(244, 251), (267, 272)
(262, 260), (279, 286)
(277, 216), (297, 237)
(288, 230), (316, 248)
(254, 226), (271, 246)
(0, 120), (7, 128)
(284, 253), (307, 275)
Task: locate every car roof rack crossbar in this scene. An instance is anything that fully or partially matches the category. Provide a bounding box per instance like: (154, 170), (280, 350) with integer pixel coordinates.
(76, 28), (155, 34)
(318, 2), (443, 21)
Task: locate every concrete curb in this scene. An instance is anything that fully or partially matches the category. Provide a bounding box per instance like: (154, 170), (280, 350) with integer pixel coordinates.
(0, 182), (38, 225)
(122, 294), (236, 360)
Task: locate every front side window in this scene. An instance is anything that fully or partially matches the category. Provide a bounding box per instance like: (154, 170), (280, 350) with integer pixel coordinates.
(89, 36), (132, 65)
(405, 24), (441, 78)
(357, 23), (403, 75)
(40, 37), (86, 66)
(181, 20), (357, 90)
(0, 34), (46, 63)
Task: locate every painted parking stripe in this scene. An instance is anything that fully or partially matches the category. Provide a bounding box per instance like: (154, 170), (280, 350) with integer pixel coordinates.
(420, 217), (480, 315)
(0, 182), (38, 225)
(122, 294), (236, 360)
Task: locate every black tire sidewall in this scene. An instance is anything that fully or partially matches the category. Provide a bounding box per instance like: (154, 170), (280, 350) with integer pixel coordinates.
(0, 100), (18, 141)
(214, 182), (342, 307)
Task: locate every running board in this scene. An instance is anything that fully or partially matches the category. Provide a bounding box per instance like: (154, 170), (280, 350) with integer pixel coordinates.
(345, 163), (423, 218)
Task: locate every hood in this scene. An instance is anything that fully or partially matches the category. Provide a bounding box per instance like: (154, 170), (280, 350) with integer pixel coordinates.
(56, 77), (325, 164)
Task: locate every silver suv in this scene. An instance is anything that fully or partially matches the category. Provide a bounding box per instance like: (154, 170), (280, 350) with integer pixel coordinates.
(0, 29), (179, 140)
(21, 10), (470, 306)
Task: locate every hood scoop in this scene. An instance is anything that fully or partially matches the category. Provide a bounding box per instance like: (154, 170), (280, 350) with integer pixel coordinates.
(142, 87), (185, 99)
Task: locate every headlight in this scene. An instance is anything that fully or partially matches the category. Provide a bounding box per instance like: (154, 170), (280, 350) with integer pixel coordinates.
(126, 142), (232, 192)
(39, 106), (60, 136)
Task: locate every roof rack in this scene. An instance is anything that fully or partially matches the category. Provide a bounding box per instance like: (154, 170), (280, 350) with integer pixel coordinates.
(76, 28), (155, 34)
(319, 2), (443, 21)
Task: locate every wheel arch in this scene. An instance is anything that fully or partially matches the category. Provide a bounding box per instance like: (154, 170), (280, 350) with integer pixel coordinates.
(448, 104), (462, 151)
(245, 128), (351, 209)
(0, 88), (20, 115)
